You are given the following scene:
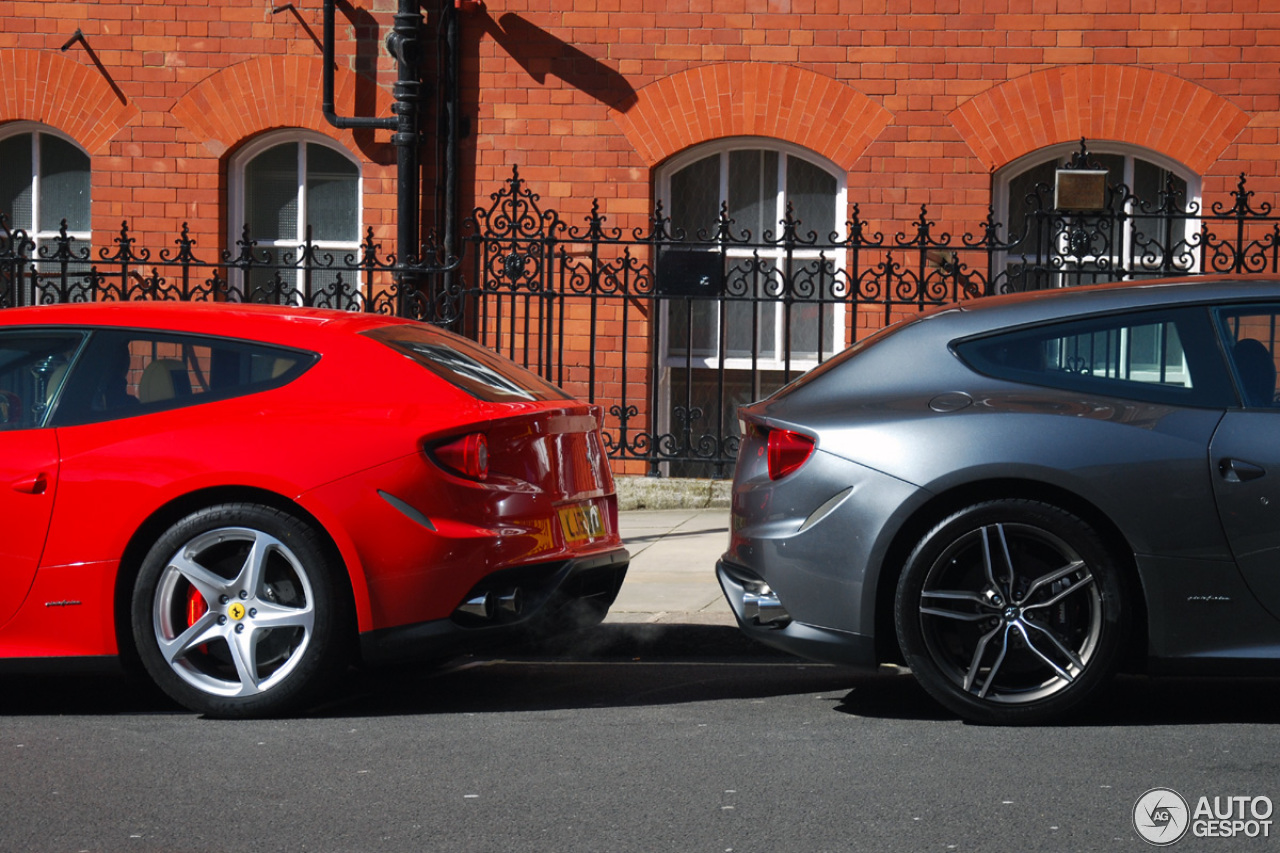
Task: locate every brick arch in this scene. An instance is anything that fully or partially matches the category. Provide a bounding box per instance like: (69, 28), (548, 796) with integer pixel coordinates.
(171, 56), (393, 158)
(949, 66), (1249, 174)
(0, 49), (140, 154)
(611, 64), (892, 171)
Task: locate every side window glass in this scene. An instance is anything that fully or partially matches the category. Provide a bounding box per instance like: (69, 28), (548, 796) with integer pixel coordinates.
(51, 330), (313, 426)
(1040, 320), (1190, 387)
(1216, 307), (1280, 408)
(0, 331), (86, 430)
(955, 307), (1231, 408)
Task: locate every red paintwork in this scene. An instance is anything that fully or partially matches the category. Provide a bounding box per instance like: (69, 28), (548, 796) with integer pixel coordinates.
(0, 302), (623, 659)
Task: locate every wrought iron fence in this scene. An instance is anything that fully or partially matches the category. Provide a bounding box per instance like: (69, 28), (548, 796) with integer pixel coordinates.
(462, 155), (1280, 477)
(0, 217), (461, 320)
(6, 143), (1280, 477)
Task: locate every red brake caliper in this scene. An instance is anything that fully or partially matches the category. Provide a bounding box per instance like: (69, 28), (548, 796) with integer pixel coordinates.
(186, 586), (209, 653)
(186, 586), (208, 626)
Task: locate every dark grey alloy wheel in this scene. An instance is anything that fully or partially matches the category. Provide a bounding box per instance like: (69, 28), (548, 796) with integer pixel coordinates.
(895, 500), (1127, 725)
(132, 503), (350, 718)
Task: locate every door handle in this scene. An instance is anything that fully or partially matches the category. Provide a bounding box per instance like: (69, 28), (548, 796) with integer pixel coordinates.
(1218, 458), (1266, 483)
(10, 472), (49, 494)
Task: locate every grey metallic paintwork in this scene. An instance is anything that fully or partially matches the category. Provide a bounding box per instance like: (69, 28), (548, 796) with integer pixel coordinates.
(722, 276), (1280, 668)
(788, 389), (1232, 560)
(716, 565), (877, 667)
(1210, 411), (1280, 620)
(725, 431), (925, 636)
(1137, 554), (1280, 668)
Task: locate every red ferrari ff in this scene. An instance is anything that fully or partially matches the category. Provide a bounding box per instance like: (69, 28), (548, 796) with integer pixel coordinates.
(0, 302), (628, 716)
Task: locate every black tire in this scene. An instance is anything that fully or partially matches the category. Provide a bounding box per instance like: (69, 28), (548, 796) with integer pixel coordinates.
(131, 503), (352, 718)
(894, 500), (1128, 725)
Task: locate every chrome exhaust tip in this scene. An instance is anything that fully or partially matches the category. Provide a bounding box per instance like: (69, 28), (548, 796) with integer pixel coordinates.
(457, 592), (493, 620)
(742, 587), (790, 626)
(496, 588), (523, 617)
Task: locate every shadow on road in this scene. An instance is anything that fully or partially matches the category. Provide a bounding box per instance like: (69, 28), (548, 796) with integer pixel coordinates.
(836, 672), (1280, 727)
(4, 623), (1280, 724)
(0, 624), (854, 718)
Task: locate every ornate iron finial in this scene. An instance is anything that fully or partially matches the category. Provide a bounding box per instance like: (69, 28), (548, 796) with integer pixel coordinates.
(1064, 138), (1101, 171)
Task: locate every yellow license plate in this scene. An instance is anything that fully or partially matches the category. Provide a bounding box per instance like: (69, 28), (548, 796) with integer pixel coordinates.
(557, 502), (607, 544)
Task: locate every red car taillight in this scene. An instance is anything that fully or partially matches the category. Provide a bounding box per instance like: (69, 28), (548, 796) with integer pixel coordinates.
(766, 428), (815, 481)
(432, 432), (490, 480)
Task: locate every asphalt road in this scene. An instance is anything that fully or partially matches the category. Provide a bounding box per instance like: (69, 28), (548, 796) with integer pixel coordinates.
(4, 623), (1280, 853)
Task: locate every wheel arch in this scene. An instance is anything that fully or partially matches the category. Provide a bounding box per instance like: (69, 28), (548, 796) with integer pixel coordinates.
(112, 485), (364, 671)
(871, 477), (1148, 668)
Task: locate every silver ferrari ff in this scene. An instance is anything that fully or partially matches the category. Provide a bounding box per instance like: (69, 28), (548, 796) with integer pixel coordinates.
(718, 276), (1280, 724)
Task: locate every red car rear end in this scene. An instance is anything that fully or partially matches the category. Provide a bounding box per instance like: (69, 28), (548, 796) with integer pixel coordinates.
(0, 303), (628, 716)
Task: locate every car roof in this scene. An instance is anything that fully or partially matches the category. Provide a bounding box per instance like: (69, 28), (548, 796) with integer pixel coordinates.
(0, 301), (421, 348)
(918, 275), (1280, 337)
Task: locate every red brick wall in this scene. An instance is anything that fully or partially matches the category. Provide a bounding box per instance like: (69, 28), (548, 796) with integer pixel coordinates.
(4, 1), (1277, 273)
(4, 2), (1277, 257)
(0, 0), (401, 255)
(464, 1), (1278, 235)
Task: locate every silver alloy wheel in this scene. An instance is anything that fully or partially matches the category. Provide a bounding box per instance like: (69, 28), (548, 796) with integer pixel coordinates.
(918, 521), (1102, 704)
(152, 526), (316, 699)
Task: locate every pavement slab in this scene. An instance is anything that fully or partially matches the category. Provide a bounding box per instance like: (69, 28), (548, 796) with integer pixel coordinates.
(607, 508), (733, 625)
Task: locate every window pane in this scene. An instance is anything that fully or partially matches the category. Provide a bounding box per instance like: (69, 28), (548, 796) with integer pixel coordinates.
(786, 258), (839, 359)
(0, 331), (85, 430)
(306, 143), (358, 242)
(787, 156), (837, 239)
(38, 135), (90, 233)
(33, 237), (94, 288)
(0, 135), (33, 230)
(723, 298), (756, 358)
(1133, 159), (1188, 211)
(244, 257), (301, 305)
(308, 268), (363, 311)
(245, 143), (299, 242)
(1048, 322), (1187, 385)
(1217, 309), (1280, 407)
(51, 330), (313, 426)
(669, 155), (719, 239)
(662, 146), (842, 368)
(728, 150), (777, 238)
(1006, 159), (1055, 247)
(1078, 153), (1120, 215)
(667, 298), (719, 358)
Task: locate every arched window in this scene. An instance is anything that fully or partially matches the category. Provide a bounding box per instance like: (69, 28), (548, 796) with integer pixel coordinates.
(655, 138), (846, 474)
(229, 132), (361, 305)
(996, 142), (1200, 290)
(0, 124), (91, 256)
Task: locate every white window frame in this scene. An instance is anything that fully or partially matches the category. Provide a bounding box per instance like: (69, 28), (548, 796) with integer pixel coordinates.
(995, 142), (1202, 285)
(228, 130), (362, 304)
(0, 122), (92, 258)
(655, 137), (849, 374)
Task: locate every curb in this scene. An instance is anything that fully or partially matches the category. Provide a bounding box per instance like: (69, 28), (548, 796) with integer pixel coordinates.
(615, 475), (732, 510)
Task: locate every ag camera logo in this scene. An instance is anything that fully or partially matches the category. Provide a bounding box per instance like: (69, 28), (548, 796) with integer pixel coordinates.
(1134, 788), (1275, 844)
(1134, 788), (1190, 846)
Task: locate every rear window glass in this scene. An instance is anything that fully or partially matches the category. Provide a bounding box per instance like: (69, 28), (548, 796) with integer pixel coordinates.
(954, 306), (1232, 408)
(365, 324), (571, 402)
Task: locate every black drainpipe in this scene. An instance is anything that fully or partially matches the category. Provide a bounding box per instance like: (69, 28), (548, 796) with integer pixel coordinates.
(440, 0), (460, 259)
(322, 0), (422, 313)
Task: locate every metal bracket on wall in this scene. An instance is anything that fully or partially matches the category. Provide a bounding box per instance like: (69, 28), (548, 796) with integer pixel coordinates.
(60, 28), (127, 105)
